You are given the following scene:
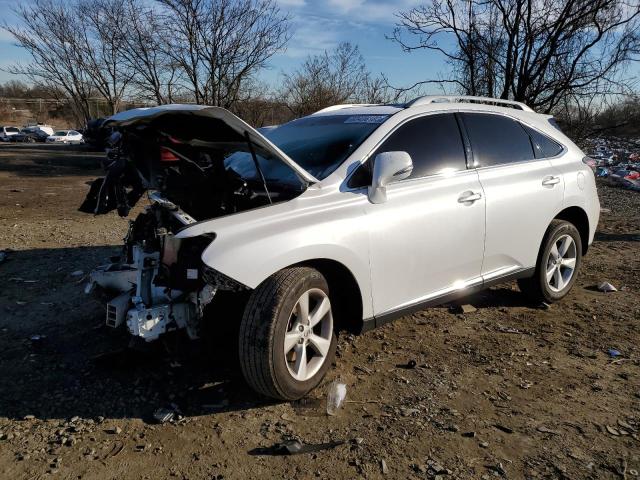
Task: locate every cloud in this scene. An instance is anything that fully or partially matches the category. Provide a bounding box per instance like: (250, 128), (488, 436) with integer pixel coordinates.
(276, 0), (306, 8)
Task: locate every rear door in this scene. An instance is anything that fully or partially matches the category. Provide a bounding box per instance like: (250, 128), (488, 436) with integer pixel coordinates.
(354, 113), (486, 317)
(459, 112), (565, 279)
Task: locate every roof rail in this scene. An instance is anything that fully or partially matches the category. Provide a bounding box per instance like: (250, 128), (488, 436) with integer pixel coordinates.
(405, 95), (534, 112)
(314, 103), (377, 114)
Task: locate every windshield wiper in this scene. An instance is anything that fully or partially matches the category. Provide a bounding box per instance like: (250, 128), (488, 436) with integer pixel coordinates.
(244, 131), (272, 205)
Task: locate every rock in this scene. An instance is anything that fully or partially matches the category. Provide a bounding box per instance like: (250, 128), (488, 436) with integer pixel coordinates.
(479, 441), (489, 448)
(494, 424), (513, 434)
(537, 426), (560, 435)
(23, 415), (35, 420)
(107, 426), (122, 435)
(380, 459), (388, 474)
(462, 431), (476, 438)
(605, 425), (620, 436)
(400, 407), (419, 417)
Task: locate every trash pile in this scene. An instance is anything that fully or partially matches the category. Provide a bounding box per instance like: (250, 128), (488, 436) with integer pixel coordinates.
(584, 136), (640, 191)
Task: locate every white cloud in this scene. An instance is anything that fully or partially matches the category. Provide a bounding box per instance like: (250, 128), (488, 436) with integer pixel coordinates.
(277, 0), (306, 8)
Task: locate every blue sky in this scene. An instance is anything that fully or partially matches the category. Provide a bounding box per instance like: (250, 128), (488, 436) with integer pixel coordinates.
(0, 0), (449, 93)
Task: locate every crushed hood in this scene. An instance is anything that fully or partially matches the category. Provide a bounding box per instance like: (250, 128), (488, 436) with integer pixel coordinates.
(104, 105), (319, 184)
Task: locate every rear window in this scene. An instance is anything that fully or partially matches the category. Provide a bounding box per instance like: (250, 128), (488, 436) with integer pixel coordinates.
(54, 131), (67, 136)
(461, 113), (535, 167)
(263, 114), (389, 180)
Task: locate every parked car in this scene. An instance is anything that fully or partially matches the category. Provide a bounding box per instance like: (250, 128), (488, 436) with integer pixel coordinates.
(81, 97), (600, 400)
(10, 128), (50, 143)
(24, 124), (54, 136)
(46, 130), (84, 144)
(0, 126), (20, 141)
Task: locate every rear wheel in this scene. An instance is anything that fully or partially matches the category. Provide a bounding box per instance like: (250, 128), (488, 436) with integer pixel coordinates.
(239, 267), (337, 400)
(518, 219), (582, 303)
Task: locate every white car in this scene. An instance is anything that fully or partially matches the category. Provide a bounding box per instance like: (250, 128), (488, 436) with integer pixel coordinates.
(46, 130), (84, 144)
(82, 97), (600, 400)
(0, 126), (20, 141)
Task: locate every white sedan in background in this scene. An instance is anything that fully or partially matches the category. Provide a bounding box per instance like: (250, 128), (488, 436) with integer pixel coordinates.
(46, 130), (84, 144)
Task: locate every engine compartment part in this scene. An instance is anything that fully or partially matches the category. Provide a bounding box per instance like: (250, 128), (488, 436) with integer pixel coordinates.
(87, 210), (219, 341)
(79, 109), (308, 223)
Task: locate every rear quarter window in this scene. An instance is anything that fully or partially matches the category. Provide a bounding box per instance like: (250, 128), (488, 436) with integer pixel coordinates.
(522, 125), (564, 158)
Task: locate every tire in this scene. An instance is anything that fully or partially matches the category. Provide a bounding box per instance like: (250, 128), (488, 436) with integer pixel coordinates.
(518, 219), (582, 303)
(239, 267), (337, 400)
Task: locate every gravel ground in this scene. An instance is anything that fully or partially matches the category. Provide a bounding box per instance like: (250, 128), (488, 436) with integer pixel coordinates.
(0, 144), (639, 479)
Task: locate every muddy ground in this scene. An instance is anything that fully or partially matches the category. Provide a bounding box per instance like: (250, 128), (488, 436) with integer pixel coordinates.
(0, 144), (638, 480)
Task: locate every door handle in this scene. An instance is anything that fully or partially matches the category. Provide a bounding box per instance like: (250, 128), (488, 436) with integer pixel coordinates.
(542, 175), (561, 186)
(458, 191), (482, 203)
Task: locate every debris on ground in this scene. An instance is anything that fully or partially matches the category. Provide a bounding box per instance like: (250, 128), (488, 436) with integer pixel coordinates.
(607, 348), (622, 358)
(449, 303), (477, 314)
(0, 251), (6, 264)
(326, 380), (347, 415)
(153, 403), (182, 424)
(248, 438), (346, 456)
(598, 281), (618, 292)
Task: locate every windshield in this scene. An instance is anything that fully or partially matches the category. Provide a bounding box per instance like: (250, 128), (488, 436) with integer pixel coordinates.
(262, 114), (389, 180)
(6, 127), (19, 133)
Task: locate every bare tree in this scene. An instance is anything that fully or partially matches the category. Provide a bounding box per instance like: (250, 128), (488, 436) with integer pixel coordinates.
(156, 0), (290, 107)
(391, 0), (640, 113)
(78, 0), (133, 115)
(117, 0), (181, 103)
(281, 42), (389, 117)
(3, 0), (95, 123)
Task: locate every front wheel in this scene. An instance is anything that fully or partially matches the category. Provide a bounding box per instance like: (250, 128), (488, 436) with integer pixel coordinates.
(239, 267), (337, 400)
(518, 219), (582, 303)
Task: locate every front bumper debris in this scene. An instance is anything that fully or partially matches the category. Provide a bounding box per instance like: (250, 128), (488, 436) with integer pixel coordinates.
(87, 244), (216, 342)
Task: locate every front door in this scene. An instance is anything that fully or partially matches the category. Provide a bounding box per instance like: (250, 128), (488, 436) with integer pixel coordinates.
(352, 113), (486, 316)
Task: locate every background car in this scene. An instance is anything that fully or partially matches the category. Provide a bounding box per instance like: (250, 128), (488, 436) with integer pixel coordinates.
(10, 128), (50, 143)
(46, 130), (84, 144)
(0, 126), (20, 141)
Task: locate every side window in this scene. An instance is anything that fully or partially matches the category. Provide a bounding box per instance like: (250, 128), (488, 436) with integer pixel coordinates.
(522, 125), (564, 158)
(348, 113), (466, 187)
(461, 113), (535, 167)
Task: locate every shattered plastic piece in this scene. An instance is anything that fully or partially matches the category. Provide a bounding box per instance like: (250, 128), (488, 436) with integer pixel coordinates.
(326, 380), (347, 416)
(598, 282), (617, 292)
(608, 349), (621, 358)
(71, 270), (84, 277)
(153, 408), (175, 424)
(248, 438), (346, 456)
(0, 251), (6, 264)
(84, 282), (95, 295)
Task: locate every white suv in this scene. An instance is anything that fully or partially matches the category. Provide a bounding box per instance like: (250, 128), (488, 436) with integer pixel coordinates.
(82, 96), (600, 400)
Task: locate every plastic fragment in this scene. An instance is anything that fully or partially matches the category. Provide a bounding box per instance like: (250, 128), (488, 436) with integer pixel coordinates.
(326, 380), (347, 416)
(598, 281), (617, 292)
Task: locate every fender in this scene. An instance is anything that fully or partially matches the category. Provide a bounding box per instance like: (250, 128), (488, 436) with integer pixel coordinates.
(176, 189), (375, 319)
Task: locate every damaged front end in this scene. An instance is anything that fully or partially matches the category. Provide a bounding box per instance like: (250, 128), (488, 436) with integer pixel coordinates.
(81, 105), (311, 342)
(86, 208), (219, 342)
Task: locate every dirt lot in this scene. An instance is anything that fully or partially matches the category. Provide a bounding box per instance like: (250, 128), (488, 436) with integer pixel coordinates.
(0, 144), (639, 480)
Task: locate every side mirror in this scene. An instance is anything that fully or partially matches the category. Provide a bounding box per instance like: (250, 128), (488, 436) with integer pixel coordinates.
(367, 151), (413, 204)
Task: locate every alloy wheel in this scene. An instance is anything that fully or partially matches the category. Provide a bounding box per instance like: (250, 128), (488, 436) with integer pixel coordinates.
(545, 234), (577, 292)
(284, 288), (333, 381)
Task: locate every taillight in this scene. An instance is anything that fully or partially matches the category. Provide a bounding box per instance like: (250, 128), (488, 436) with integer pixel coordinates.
(160, 147), (179, 162)
(582, 156), (596, 169)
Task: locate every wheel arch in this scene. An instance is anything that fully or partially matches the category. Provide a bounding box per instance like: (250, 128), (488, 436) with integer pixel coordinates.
(553, 206), (590, 255)
(292, 258), (364, 334)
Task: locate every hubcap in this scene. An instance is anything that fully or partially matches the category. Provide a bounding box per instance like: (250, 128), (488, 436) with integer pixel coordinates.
(284, 288), (333, 382)
(545, 234), (577, 292)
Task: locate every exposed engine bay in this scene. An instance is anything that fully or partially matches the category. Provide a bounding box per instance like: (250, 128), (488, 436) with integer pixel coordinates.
(80, 108), (308, 341)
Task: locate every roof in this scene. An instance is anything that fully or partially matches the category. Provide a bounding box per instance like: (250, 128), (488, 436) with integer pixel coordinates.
(311, 95), (534, 117)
